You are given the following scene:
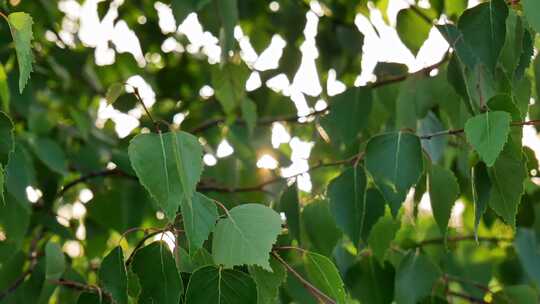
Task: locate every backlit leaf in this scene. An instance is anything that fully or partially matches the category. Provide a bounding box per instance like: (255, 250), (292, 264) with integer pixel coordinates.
(365, 132), (423, 216)
(99, 247), (128, 304)
(128, 131), (203, 221)
(131, 242), (183, 304)
(464, 111), (511, 167)
(395, 251), (440, 304)
(428, 165), (460, 238)
(185, 266), (257, 304)
(7, 12), (34, 93)
(212, 203), (282, 270)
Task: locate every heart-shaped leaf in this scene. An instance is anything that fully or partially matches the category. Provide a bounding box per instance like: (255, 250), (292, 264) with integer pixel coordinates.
(465, 111), (511, 167)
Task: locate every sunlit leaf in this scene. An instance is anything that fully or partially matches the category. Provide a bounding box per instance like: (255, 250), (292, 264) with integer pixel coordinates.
(212, 203), (282, 270)
(7, 12), (34, 93)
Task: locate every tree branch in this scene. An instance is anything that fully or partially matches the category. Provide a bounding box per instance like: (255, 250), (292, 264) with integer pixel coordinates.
(51, 279), (114, 303)
(419, 119), (540, 140)
(447, 290), (488, 304)
(272, 251), (336, 304)
(57, 168), (137, 197)
(189, 54), (449, 134)
(414, 235), (513, 247)
(0, 228), (44, 301)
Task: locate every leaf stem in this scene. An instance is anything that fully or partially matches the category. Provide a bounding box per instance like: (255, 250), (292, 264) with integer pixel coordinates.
(0, 11), (8, 23)
(125, 84), (160, 133)
(272, 251), (336, 304)
(125, 229), (169, 266)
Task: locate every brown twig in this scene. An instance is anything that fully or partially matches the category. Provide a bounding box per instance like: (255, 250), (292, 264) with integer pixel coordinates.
(189, 55), (449, 134)
(444, 274), (493, 294)
(447, 290), (488, 304)
(200, 152), (362, 193)
(125, 229), (168, 266)
(52, 279), (114, 303)
(272, 251), (337, 304)
(420, 119), (540, 140)
(57, 168), (137, 197)
(0, 228), (44, 301)
(414, 235), (513, 247)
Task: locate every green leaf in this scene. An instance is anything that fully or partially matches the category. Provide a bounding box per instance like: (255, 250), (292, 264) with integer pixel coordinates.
(328, 165), (367, 245)
(360, 188), (386, 242)
(0, 63), (10, 113)
(0, 112), (14, 165)
(457, 0), (508, 72)
(345, 256), (395, 304)
(128, 131), (203, 221)
(7, 12), (34, 93)
(99, 247), (128, 304)
(241, 98), (257, 135)
(77, 293), (101, 304)
(320, 87), (373, 145)
(172, 0), (212, 24)
(176, 247), (214, 273)
(248, 257), (287, 304)
(419, 112), (447, 163)
(365, 132), (423, 216)
(302, 200), (342, 256)
(471, 162), (491, 239)
(368, 213), (400, 263)
(488, 144), (526, 227)
(514, 229), (540, 287)
(394, 251), (440, 304)
(5, 145), (36, 204)
(105, 83), (124, 105)
(185, 266), (257, 303)
(304, 251), (347, 304)
(428, 165), (459, 238)
(45, 241), (65, 280)
(218, 0), (238, 60)
(437, 24), (476, 70)
(180, 192), (218, 251)
(493, 285), (539, 304)
(28, 137), (68, 175)
(0, 165), (4, 204)
(0, 195), (30, 261)
(212, 203), (282, 270)
(396, 8), (431, 55)
(279, 183), (300, 241)
(464, 111), (511, 167)
(131, 242), (183, 304)
(522, 0), (540, 34)
(211, 63), (249, 114)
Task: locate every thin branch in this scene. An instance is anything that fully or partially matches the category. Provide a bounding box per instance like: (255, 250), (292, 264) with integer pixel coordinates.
(272, 251), (336, 304)
(57, 168), (136, 197)
(0, 228), (44, 300)
(51, 279), (114, 303)
(189, 54), (449, 134)
(415, 235), (513, 247)
(444, 274), (493, 294)
(273, 246), (309, 253)
(420, 119), (540, 140)
(200, 153), (362, 193)
(447, 290), (488, 304)
(125, 229), (168, 266)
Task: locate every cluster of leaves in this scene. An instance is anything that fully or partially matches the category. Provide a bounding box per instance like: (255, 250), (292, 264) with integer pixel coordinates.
(1, 0), (540, 303)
